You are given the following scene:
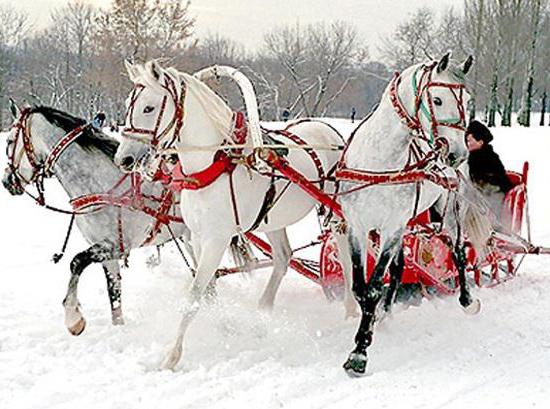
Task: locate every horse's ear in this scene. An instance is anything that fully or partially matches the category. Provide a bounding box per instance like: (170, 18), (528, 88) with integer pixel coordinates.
(462, 55), (474, 75)
(9, 98), (20, 119)
(148, 60), (163, 81)
(437, 52), (452, 73)
(124, 59), (138, 81)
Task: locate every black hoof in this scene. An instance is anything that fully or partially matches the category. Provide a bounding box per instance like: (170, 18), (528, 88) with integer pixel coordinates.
(459, 293), (473, 309)
(343, 352), (368, 377)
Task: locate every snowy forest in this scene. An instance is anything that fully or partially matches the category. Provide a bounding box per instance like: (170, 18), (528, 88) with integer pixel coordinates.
(0, 0), (548, 128)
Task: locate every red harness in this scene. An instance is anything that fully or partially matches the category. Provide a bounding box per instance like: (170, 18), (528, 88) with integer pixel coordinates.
(7, 109), (90, 204)
(335, 63), (466, 194)
(70, 173), (184, 252)
(122, 75), (186, 148)
(6, 109), (184, 255)
(152, 111), (247, 191)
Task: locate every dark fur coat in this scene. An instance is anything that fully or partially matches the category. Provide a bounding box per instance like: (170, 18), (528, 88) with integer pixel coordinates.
(468, 144), (512, 194)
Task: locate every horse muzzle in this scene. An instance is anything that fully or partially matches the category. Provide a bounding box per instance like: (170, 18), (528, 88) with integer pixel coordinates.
(2, 170), (25, 196)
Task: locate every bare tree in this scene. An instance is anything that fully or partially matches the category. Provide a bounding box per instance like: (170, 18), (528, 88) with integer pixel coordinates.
(0, 5), (32, 126)
(518, 0), (546, 126)
(380, 7), (437, 70)
(264, 21), (365, 118)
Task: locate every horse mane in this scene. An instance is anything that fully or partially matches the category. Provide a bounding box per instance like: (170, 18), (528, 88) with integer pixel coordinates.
(30, 106), (119, 160)
(131, 61), (234, 140)
(177, 71), (233, 138)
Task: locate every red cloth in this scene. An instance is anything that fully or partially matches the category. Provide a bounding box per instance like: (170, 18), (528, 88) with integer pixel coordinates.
(163, 151), (235, 191)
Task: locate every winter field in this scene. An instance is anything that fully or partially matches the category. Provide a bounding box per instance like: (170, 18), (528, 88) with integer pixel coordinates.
(1, 119), (550, 409)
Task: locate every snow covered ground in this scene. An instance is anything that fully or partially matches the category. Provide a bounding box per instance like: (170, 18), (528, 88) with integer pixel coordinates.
(1, 120), (549, 409)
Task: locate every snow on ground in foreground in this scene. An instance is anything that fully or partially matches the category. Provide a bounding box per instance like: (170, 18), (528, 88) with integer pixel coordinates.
(1, 121), (550, 409)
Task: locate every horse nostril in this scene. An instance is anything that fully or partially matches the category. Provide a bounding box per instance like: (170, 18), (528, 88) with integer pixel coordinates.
(120, 156), (135, 170)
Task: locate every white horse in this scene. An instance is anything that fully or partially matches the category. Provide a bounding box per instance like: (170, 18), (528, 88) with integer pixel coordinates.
(338, 53), (481, 376)
(114, 61), (355, 369)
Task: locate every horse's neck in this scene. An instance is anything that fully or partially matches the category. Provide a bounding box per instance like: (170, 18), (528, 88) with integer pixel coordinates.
(36, 121), (122, 199)
(178, 89), (232, 174)
(347, 66), (424, 171)
(346, 101), (411, 171)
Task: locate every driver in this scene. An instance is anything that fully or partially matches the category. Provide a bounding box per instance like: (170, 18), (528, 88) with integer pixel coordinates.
(466, 120), (512, 216)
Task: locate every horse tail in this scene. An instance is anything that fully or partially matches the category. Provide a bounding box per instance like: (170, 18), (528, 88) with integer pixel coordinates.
(229, 235), (258, 272)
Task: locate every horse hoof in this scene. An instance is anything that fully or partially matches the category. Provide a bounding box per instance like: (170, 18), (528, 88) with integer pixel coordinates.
(68, 317), (86, 336)
(343, 352), (368, 377)
(112, 316), (125, 326)
(463, 298), (481, 315)
(111, 307), (124, 325)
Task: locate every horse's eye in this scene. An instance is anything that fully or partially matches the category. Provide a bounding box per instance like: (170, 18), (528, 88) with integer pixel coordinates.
(143, 106), (155, 114)
(433, 97), (443, 106)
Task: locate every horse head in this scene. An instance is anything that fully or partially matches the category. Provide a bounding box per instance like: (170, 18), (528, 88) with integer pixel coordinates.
(2, 99), (40, 196)
(115, 60), (183, 173)
(397, 52), (473, 168)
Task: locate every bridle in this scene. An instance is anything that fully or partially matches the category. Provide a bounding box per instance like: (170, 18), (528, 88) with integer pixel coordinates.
(335, 61), (469, 206)
(389, 62), (467, 158)
(121, 74), (186, 149)
(5, 108), (90, 204)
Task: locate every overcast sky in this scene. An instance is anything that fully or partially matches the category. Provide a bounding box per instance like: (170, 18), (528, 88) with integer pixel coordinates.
(2, 0), (463, 55)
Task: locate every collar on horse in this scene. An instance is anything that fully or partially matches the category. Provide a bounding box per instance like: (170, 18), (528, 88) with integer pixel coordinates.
(151, 111), (247, 191)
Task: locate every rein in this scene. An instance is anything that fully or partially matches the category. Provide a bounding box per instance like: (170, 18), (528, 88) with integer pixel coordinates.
(6, 110), (185, 260)
(7, 108), (91, 206)
(335, 63), (467, 197)
(122, 75), (186, 148)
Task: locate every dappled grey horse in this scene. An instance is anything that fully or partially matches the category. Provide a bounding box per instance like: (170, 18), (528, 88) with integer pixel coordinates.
(2, 103), (194, 335)
(339, 54), (481, 376)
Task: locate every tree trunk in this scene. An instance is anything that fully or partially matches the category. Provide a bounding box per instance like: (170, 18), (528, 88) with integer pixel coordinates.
(517, 0), (542, 127)
(501, 77), (513, 127)
(488, 72), (498, 127)
(468, 0), (484, 121)
(540, 90), (547, 126)
(518, 76), (534, 127)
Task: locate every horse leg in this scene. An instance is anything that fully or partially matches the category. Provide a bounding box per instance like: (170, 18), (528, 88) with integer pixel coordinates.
(453, 242), (481, 314)
(258, 229), (292, 310)
(343, 230), (403, 377)
(335, 231), (360, 318)
(181, 225), (198, 268)
(62, 243), (113, 335)
(161, 237), (230, 370)
(383, 246), (405, 314)
(102, 260), (124, 325)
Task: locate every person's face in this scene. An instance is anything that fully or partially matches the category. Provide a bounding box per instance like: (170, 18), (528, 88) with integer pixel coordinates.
(466, 133), (484, 152)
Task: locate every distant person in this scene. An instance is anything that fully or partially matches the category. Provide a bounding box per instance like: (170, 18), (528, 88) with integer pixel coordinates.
(351, 107), (356, 123)
(91, 112), (106, 130)
(466, 120), (512, 218)
(281, 108), (290, 122)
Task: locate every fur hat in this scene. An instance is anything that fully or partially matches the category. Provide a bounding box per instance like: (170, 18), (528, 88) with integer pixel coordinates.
(467, 120), (493, 144)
